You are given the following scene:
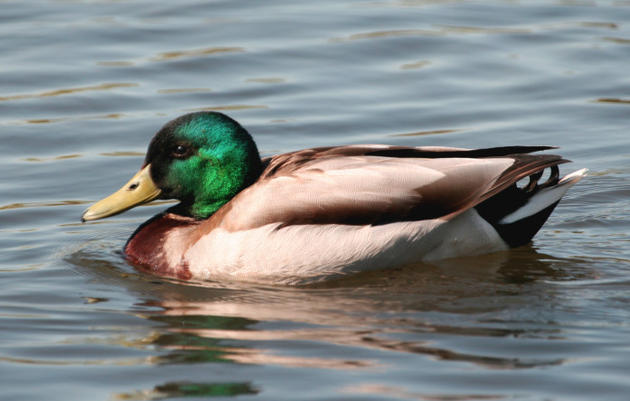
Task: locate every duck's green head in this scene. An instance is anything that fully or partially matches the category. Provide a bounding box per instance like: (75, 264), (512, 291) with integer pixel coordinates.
(82, 112), (263, 221)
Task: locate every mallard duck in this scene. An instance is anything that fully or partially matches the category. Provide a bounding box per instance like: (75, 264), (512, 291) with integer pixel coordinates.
(82, 112), (586, 284)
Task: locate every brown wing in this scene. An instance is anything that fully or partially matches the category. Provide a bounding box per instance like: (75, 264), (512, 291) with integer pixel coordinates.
(208, 145), (567, 232)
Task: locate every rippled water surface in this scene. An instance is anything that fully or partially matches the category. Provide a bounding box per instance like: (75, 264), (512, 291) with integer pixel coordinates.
(2, 1), (630, 400)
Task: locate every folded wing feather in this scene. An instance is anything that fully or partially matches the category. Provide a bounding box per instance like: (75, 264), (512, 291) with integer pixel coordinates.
(206, 145), (566, 232)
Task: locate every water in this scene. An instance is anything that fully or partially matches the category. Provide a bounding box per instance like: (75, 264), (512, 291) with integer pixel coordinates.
(1, 0), (630, 399)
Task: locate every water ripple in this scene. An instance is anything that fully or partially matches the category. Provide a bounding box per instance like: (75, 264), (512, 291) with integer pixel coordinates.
(0, 83), (137, 102)
(149, 46), (244, 62)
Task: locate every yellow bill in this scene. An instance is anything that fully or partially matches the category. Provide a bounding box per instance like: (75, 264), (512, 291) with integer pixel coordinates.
(81, 164), (161, 222)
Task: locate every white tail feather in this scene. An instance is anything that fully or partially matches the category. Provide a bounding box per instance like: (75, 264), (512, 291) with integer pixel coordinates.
(500, 168), (588, 224)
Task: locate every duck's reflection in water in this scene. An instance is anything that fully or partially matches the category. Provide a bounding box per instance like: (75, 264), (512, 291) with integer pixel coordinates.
(70, 245), (596, 399)
(134, 247), (592, 365)
(112, 381), (258, 400)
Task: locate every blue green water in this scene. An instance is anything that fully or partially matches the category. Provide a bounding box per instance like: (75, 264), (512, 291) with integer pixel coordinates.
(2, 1), (630, 400)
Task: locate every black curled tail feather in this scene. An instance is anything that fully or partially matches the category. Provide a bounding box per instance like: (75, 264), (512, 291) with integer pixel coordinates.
(475, 165), (562, 248)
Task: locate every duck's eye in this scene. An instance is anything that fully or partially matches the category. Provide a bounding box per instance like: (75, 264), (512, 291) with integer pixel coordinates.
(172, 144), (190, 158)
